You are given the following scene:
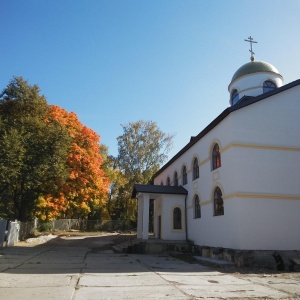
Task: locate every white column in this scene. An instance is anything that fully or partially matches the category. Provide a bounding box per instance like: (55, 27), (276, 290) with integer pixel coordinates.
(137, 198), (143, 239)
(142, 194), (150, 240)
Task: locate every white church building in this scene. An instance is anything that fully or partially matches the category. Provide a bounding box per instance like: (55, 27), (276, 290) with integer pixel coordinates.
(132, 38), (300, 251)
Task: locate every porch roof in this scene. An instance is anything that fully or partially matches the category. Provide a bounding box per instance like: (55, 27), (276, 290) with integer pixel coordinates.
(132, 184), (188, 198)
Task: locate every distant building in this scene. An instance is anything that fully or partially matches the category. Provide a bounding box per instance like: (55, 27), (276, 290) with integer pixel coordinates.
(132, 41), (300, 251)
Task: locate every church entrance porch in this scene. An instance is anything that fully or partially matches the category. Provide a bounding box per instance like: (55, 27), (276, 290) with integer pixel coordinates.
(132, 184), (188, 241)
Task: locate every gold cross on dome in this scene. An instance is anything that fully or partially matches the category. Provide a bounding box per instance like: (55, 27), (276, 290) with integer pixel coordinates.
(244, 36), (257, 61)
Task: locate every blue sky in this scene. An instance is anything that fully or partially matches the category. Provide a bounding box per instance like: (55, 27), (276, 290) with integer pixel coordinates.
(1, 0), (299, 159)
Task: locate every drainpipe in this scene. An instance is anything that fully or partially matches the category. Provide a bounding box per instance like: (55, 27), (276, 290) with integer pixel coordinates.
(184, 195), (188, 241)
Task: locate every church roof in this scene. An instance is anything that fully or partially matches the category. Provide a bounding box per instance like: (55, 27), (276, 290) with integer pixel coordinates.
(153, 79), (300, 179)
(230, 60), (282, 84)
(132, 184), (188, 198)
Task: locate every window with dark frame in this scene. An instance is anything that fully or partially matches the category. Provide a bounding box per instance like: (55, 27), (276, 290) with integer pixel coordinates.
(212, 144), (221, 170)
(263, 80), (276, 93)
(194, 195), (201, 218)
(173, 207), (182, 229)
(193, 158), (199, 180)
(214, 187), (224, 216)
(182, 165), (187, 185)
(174, 171), (178, 186)
(231, 89), (239, 105)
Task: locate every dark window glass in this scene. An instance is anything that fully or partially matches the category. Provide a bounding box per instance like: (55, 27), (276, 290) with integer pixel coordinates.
(182, 166), (187, 185)
(194, 195), (201, 218)
(167, 177), (170, 186)
(263, 80), (276, 93)
(231, 89), (239, 105)
(214, 187), (224, 216)
(193, 158), (199, 180)
(173, 207), (182, 229)
(174, 172), (178, 186)
(212, 144), (221, 170)
(160, 181), (163, 186)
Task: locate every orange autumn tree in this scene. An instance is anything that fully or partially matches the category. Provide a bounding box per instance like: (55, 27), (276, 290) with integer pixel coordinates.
(36, 105), (109, 220)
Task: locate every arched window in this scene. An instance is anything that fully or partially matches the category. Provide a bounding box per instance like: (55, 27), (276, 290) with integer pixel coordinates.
(194, 195), (201, 219)
(231, 89), (239, 105)
(160, 181), (163, 186)
(173, 171), (178, 186)
(182, 165), (187, 185)
(193, 158), (199, 180)
(212, 144), (221, 170)
(263, 80), (276, 93)
(173, 207), (182, 229)
(214, 187), (224, 216)
(167, 177), (170, 186)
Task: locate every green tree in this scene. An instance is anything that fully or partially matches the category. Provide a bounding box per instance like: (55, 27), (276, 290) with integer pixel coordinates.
(0, 77), (71, 221)
(115, 120), (173, 223)
(100, 144), (126, 220)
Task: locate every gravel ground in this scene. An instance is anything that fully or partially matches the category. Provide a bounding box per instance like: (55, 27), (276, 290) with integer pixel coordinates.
(24, 234), (58, 245)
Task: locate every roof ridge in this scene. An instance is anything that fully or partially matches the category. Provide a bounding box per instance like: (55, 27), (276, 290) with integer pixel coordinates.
(153, 79), (300, 179)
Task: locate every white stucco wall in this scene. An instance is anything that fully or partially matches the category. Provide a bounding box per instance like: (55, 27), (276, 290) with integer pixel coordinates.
(154, 194), (186, 241)
(154, 84), (300, 250)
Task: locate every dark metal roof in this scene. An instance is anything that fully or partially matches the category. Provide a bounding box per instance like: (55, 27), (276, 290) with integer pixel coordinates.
(132, 184), (188, 198)
(153, 79), (300, 179)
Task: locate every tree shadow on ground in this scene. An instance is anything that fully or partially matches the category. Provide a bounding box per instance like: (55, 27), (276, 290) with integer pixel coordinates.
(0, 233), (299, 279)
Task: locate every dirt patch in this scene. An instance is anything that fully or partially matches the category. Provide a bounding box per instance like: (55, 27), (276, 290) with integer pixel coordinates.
(15, 232), (135, 248)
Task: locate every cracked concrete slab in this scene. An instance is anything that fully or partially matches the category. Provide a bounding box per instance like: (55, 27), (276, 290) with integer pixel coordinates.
(0, 273), (74, 288)
(0, 286), (74, 300)
(72, 286), (188, 300)
(0, 234), (299, 300)
(158, 273), (251, 285)
(79, 273), (167, 287)
(179, 283), (291, 299)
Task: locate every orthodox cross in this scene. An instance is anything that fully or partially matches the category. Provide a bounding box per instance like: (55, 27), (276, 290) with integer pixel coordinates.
(244, 36), (257, 61)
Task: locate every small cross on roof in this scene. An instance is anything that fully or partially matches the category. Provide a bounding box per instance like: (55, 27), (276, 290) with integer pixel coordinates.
(244, 36), (257, 61)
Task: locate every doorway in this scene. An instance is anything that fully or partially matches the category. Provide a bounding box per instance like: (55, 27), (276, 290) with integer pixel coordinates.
(158, 216), (161, 239)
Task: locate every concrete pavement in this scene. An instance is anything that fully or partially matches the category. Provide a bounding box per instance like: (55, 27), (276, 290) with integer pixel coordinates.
(0, 234), (299, 299)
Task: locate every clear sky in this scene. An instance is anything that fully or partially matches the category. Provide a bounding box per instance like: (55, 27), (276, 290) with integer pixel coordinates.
(1, 0), (299, 159)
